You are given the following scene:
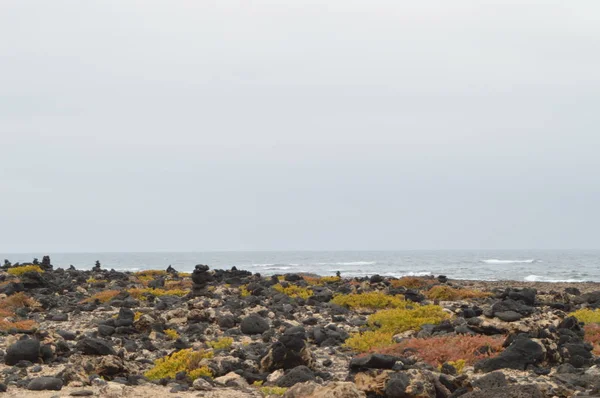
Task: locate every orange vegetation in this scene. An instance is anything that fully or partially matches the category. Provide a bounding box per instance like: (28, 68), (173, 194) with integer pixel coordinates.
(368, 335), (504, 367)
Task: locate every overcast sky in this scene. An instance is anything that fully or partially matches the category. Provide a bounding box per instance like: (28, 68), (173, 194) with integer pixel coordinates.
(1, 1), (599, 252)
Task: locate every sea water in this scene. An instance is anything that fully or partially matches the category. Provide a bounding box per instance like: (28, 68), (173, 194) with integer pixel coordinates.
(1, 250), (599, 282)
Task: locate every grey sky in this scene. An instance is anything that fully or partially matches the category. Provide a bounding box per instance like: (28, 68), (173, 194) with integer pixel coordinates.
(1, 1), (599, 252)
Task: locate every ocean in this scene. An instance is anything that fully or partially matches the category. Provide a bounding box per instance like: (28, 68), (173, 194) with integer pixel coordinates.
(1, 250), (598, 282)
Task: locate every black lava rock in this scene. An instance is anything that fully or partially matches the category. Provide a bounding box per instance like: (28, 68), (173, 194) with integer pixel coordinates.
(27, 376), (63, 391)
(350, 354), (401, 370)
(240, 314), (270, 335)
(76, 338), (116, 356)
(5, 339), (40, 365)
(276, 365), (315, 387)
(475, 337), (545, 372)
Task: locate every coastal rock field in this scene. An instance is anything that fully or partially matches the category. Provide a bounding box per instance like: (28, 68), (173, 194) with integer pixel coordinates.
(0, 258), (599, 397)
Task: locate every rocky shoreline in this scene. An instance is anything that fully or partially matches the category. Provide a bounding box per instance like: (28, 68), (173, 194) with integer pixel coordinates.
(0, 258), (599, 397)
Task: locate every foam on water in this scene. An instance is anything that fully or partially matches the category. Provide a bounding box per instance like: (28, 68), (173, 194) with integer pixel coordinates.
(482, 259), (536, 264)
(524, 275), (586, 283)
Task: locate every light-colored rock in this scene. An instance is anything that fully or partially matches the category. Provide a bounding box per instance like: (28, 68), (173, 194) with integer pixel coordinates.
(214, 372), (250, 389)
(267, 369), (285, 383)
(99, 382), (129, 398)
(193, 377), (213, 391)
(283, 381), (366, 398)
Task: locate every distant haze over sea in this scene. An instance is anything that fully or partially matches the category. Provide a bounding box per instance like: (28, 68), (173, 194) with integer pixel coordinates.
(1, 250), (598, 283)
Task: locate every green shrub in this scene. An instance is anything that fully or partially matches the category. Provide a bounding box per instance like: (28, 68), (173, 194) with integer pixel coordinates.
(425, 286), (489, 301)
(144, 349), (213, 380)
(369, 304), (449, 333)
(570, 308), (600, 324)
(345, 331), (394, 352)
(332, 292), (406, 310)
(260, 386), (288, 396)
(345, 304), (450, 352)
(207, 337), (233, 350)
(7, 265), (44, 276)
(240, 285), (251, 297)
(164, 329), (179, 340)
(272, 284), (312, 300)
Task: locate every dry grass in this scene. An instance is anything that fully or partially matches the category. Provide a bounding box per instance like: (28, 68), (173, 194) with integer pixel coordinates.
(165, 279), (193, 290)
(80, 290), (121, 304)
(370, 335), (504, 367)
(1, 292), (37, 311)
(390, 277), (431, 289)
(425, 286), (490, 301)
(0, 293), (39, 331)
(127, 288), (189, 299)
(0, 319), (37, 331)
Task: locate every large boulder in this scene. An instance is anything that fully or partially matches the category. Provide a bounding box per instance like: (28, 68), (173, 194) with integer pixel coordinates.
(475, 337), (545, 372)
(240, 314), (270, 335)
(276, 366), (315, 387)
(350, 354), (402, 370)
(27, 377), (63, 391)
(5, 338), (40, 365)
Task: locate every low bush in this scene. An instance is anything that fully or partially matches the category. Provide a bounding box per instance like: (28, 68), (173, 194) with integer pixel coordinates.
(260, 387), (288, 396)
(144, 349), (213, 380)
(81, 290), (120, 304)
(345, 330), (395, 352)
(240, 285), (251, 298)
(570, 308), (600, 324)
(303, 276), (342, 286)
(165, 280), (193, 290)
(135, 270), (167, 277)
(127, 288), (189, 299)
(207, 337), (233, 350)
(345, 304), (449, 352)
(0, 319), (37, 331)
(370, 334), (504, 368)
(0, 293), (39, 331)
(331, 292), (407, 310)
(86, 278), (108, 284)
(441, 359), (466, 373)
(390, 277), (430, 289)
(164, 329), (180, 340)
(584, 324), (600, 355)
(7, 265), (44, 276)
(368, 304), (449, 334)
(1, 292), (37, 311)
(425, 286), (490, 301)
(272, 284), (312, 300)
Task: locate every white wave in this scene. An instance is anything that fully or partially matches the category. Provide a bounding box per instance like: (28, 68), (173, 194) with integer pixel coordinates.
(263, 266), (292, 270)
(524, 275), (584, 283)
(482, 259), (536, 264)
(402, 271), (433, 276)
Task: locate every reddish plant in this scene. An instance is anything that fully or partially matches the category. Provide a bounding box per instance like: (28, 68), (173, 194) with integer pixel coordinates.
(0, 319), (37, 331)
(369, 335), (505, 367)
(584, 324), (600, 355)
